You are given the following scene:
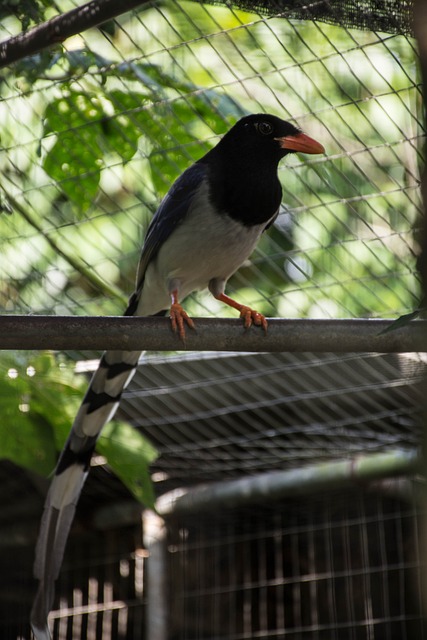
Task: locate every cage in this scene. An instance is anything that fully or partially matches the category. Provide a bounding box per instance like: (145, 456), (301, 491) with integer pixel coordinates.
(0, 0), (425, 639)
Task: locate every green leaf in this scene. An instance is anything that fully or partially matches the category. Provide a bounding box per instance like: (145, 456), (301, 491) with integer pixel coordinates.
(0, 0), (47, 30)
(97, 421), (158, 507)
(105, 90), (150, 161)
(379, 308), (425, 335)
(0, 410), (57, 475)
(115, 62), (169, 96)
(62, 49), (111, 74)
(42, 90), (150, 212)
(0, 353), (158, 507)
(0, 353), (59, 475)
(43, 93), (105, 212)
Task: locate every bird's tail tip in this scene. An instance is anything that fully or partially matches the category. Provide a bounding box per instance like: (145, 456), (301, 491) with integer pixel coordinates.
(30, 622), (52, 640)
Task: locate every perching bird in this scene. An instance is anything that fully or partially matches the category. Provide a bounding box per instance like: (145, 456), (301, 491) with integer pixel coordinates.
(31, 113), (324, 639)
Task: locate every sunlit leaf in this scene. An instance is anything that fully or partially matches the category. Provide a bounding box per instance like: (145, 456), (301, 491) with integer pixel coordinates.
(0, 352), (158, 507)
(379, 308), (425, 334)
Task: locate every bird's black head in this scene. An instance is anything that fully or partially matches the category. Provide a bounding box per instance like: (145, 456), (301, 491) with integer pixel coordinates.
(219, 114), (325, 164)
(202, 113), (324, 226)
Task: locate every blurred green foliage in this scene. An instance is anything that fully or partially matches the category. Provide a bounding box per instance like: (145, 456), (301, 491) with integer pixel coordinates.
(0, 351), (157, 506)
(0, 0), (48, 30)
(0, 2), (421, 319)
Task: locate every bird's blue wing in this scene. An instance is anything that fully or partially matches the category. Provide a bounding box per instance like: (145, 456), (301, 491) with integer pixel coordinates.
(135, 161), (208, 291)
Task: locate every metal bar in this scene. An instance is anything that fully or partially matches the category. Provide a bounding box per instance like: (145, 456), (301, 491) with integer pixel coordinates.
(156, 449), (421, 517)
(414, 0), (427, 484)
(0, 316), (425, 352)
(143, 511), (168, 640)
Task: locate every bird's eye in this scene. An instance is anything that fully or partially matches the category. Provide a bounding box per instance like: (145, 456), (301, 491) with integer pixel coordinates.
(256, 122), (273, 136)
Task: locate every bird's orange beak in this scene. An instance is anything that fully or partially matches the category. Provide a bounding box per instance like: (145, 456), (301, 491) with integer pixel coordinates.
(276, 132), (325, 154)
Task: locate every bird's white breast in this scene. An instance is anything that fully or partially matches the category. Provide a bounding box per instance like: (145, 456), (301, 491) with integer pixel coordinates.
(136, 181), (271, 316)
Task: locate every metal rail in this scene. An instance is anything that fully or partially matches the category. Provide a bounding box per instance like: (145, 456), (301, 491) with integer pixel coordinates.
(156, 449), (422, 516)
(0, 316), (426, 352)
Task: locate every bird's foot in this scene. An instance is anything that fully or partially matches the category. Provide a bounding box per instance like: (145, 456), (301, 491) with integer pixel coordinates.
(239, 306), (268, 333)
(213, 292), (268, 333)
(170, 303), (195, 341)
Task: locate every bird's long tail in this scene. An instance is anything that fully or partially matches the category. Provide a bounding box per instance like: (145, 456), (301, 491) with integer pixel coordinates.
(30, 347), (141, 639)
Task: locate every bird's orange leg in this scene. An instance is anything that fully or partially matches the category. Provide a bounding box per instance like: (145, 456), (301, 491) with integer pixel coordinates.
(214, 292), (268, 332)
(169, 289), (195, 340)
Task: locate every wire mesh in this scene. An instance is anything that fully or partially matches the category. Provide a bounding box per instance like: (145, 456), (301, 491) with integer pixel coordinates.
(0, 0), (423, 323)
(167, 489), (427, 639)
(46, 527), (146, 640)
(117, 350), (424, 491)
(0, 463), (147, 640)
(0, 1), (425, 639)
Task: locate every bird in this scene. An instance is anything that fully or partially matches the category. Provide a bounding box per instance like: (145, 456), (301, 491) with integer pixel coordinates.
(30, 113), (324, 639)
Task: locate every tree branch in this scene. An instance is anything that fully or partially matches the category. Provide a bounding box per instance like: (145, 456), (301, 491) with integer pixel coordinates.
(0, 0), (151, 69)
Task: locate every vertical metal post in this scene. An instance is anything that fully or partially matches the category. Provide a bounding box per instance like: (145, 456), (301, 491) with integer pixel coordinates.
(143, 510), (168, 640)
(413, 0), (427, 620)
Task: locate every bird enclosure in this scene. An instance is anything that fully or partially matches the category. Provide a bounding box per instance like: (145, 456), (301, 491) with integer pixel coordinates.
(0, 0), (426, 639)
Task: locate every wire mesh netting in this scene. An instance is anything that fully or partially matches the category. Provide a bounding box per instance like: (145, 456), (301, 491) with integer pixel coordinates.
(167, 490), (427, 639)
(0, 458), (149, 640)
(0, 1), (425, 639)
(118, 350), (425, 489)
(47, 527), (146, 640)
(0, 1), (423, 322)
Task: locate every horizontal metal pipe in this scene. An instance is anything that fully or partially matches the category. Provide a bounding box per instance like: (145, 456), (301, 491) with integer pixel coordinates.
(156, 449), (421, 516)
(0, 316), (426, 352)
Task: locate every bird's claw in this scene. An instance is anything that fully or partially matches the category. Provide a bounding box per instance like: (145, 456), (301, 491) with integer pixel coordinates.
(239, 306), (268, 333)
(170, 303), (195, 341)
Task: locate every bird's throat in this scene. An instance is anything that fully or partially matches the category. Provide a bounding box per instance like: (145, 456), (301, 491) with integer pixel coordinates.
(218, 170), (282, 226)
